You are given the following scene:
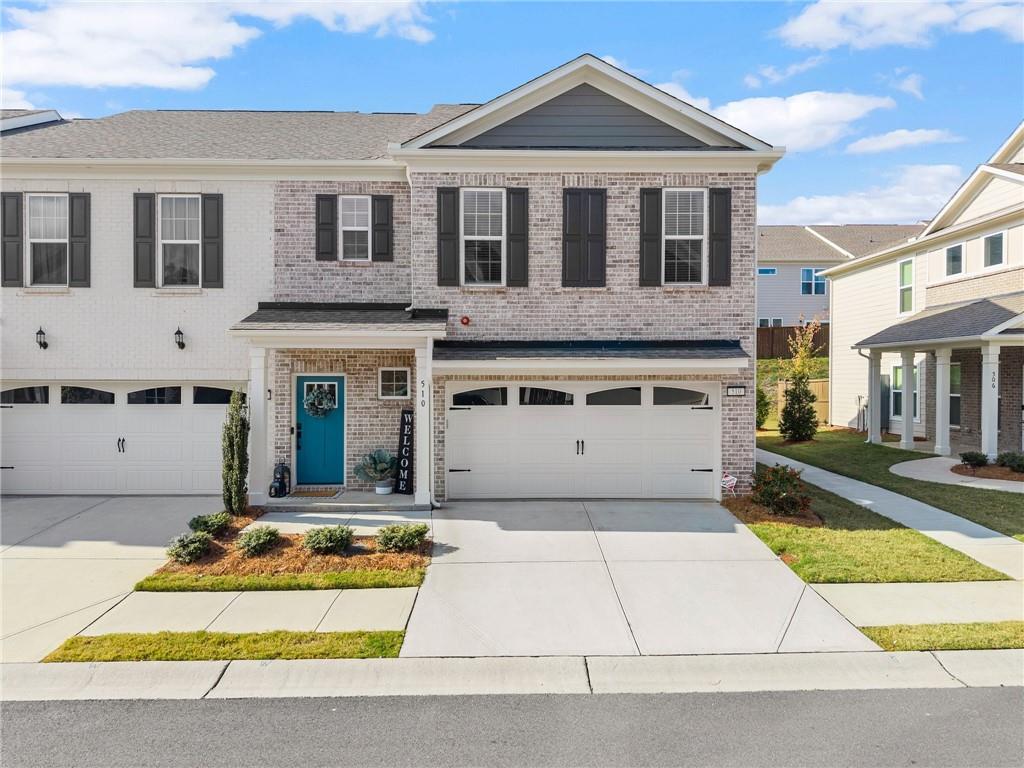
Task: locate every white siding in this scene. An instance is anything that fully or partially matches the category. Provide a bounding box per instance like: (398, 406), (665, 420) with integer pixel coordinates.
(925, 221), (1024, 285)
(956, 176), (1024, 223)
(756, 263), (832, 325)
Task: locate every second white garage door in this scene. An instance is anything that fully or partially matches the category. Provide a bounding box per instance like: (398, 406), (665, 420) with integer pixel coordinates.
(445, 381), (720, 499)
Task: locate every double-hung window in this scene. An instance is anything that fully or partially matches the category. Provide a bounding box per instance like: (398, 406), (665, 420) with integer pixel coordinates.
(950, 363), (962, 427)
(800, 267), (826, 295)
(340, 195), (370, 260)
(662, 188), (706, 284)
(758, 318), (783, 327)
(897, 258), (914, 314)
(945, 244), (963, 277)
(461, 188), (505, 285)
(891, 364), (919, 421)
(27, 194), (69, 286)
(984, 233), (1004, 268)
(159, 195), (201, 286)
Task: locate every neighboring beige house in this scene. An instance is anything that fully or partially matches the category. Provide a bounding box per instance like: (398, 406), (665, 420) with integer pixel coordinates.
(756, 224), (923, 327)
(825, 122), (1024, 458)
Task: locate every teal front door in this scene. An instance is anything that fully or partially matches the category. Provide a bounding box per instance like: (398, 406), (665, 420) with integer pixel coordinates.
(295, 376), (345, 485)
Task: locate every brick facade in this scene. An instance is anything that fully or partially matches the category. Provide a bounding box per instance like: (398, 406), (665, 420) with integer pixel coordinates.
(925, 266), (1024, 307)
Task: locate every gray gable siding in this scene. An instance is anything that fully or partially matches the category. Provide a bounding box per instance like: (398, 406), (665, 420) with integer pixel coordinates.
(455, 84), (709, 149)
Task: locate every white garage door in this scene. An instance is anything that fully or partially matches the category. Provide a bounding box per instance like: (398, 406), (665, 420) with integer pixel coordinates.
(445, 381), (720, 499)
(1, 383), (239, 494)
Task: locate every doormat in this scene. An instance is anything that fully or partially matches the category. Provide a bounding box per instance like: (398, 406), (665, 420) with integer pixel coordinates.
(290, 489), (338, 497)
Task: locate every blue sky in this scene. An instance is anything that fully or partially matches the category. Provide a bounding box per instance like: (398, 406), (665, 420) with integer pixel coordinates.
(3, 1), (1022, 223)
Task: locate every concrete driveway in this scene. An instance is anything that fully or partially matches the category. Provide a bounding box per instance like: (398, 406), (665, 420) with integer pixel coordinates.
(402, 501), (876, 657)
(1, 495), (219, 662)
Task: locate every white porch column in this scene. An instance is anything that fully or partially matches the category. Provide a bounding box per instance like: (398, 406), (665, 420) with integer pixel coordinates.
(414, 342), (433, 506)
(933, 348), (952, 456)
(981, 343), (1001, 460)
(900, 350), (916, 451)
(867, 350), (882, 444)
(247, 347), (269, 506)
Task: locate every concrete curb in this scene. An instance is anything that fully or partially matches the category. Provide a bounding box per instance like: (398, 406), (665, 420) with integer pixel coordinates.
(3, 650), (1021, 701)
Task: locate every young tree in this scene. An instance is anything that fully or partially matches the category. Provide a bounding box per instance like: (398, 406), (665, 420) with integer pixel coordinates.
(779, 371), (819, 442)
(222, 389), (250, 515)
(787, 315), (824, 378)
(755, 385), (771, 430)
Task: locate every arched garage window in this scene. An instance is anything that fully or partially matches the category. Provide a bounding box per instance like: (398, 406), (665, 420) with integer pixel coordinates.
(193, 386), (241, 405)
(520, 387), (574, 406)
(453, 387), (507, 406)
(61, 386), (114, 404)
(1, 386), (49, 404)
(586, 387), (641, 406)
(127, 387), (181, 405)
(653, 387), (708, 406)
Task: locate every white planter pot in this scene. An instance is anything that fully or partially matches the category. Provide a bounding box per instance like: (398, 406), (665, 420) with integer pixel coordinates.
(375, 480), (394, 495)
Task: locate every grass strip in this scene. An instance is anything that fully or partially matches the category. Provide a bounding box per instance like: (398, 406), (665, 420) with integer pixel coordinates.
(861, 622), (1024, 651)
(135, 568), (424, 592)
(44, 630), (404, 662)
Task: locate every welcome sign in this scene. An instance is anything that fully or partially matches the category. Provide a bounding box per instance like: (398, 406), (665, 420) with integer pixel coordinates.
(395, 409), (414, 495)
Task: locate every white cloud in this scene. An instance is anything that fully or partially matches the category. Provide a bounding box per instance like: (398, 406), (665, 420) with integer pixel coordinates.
(2, 1), (433, 91)
(894, 72), (925, 100)
(1, 87), (36, 109)
(653, 79), (712, 112)
(846, 128), (963, 154)
(759, 164), (963, 224)
(779, 1), (1023, 50)
(744, 54), (827, 88)
(600, 54), (648, 77)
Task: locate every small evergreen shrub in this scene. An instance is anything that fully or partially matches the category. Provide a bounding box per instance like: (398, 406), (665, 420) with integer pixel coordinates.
(755, 386), (771, 430)
(236, 526), (280, 557)
(995, 452), (1024, 473)
(222, 389), (249, 515)
(376, 523), (429, 552)
(167, 531), (213, 564)
(959, 451), (989, 469)
(303, 525), (354, 555)
(779, 372), (819, 442)
(752, 465), (811, 517)
(187, 511), (232, 536)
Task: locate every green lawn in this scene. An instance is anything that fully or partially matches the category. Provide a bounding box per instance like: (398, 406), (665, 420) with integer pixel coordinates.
(862, 622), (1024, 651)
(757, 429), (1024, 541)
(44, 630), (404, 662)
(135, 569), (425, 592)
(736, 474), (1007, 583)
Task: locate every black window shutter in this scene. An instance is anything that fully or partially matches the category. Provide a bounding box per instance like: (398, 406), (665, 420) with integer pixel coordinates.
(68, 193), (90, 287)
(201, 193), (223, 288)
(437, 187), (459, 286)
(315, 194), (337, 260)
(371, 195), (393, 262)
(506, 188), (528, 286)
(708, 187), (732, 286)
(562, 188), (606, 287)
(2, 192), (23, 287)
(639, 188), (662, 286)
(133, 193), (156, 288)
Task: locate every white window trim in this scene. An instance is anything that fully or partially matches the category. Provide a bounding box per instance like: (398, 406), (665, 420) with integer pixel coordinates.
(944, 241), (966, 278)
(982, 230), (1007, 271)
(25, 192), (69, 287)
(896, 257), (915, 317)
(339, 194), (372, 262)
(661, 187), (708, 286)
(757, 267), (777, 276)
(890, 363), (920, 423)
(800, 266), (827, 296)
(950, 361), (962, 429)
(157, 193), (203, 289)
(378, 367), (411, 400)
(460, 187), (506, 287)
(758, 317), (783, 327)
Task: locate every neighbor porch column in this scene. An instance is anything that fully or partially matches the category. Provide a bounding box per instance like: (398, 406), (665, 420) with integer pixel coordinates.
(248, 347), (269, 506)
(981, 343), (1001, 460)
(414, 342), (433, 506)
(900, 350), (916, 451)
(867, 350), (882, 444)
(933, 348), (951, 456)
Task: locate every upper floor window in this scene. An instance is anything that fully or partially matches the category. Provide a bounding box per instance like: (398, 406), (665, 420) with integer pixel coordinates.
(461, 188), (505, 285)
(340, 195), (370, 260)
(663, 189), (706, 284)
(898, 258), (914, 314)
(758, 317), (783, 327)
(27, 194), (68, 286)
(800, 267), (826, 295)
(945, 243), (963, 277)
(984, 233), (1004, 269)
(757, 267), (777, 276)
(159, 195), (201, 287)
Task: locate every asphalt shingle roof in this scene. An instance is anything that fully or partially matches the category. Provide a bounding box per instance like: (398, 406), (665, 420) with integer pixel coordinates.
(856, 291), (1024, 347)
(808, 224), (926, 258)
(232, 303), (448, 330)
(988, 163), (1024, 177)
(757, 226), (845, 263)
(433, 340), (747, 360)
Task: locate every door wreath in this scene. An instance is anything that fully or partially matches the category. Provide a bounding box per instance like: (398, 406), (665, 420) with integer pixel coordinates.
(303, 387), (337, 418)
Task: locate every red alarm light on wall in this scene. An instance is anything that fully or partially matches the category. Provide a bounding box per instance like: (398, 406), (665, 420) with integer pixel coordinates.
(460, 315), (471, 326)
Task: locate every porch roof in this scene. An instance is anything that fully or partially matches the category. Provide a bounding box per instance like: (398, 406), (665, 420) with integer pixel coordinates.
(231, 302), (448, 333)
(433, 339), (748, 360)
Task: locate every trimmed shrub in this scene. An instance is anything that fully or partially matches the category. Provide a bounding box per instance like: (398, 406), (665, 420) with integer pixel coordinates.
(376, 523), (430, 553)
(236, 526), (280, 557)
(303, 526), (354, 555)
(779, 372), (819, 442)
(167, 531), (213, 564)
(755, 386), (771, 430)
(996, 452), (1024, 473)
(222, 389), (249, 516)
(752, 464), (811, 517)
(188, 511), (232, 537)
(959, 451), (989, 469)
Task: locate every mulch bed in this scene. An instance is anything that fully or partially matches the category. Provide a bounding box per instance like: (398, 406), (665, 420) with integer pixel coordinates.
(722, 496), (823, 528)
(952, 464), (1024, 483)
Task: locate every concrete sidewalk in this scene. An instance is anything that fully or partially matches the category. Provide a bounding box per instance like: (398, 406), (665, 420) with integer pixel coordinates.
(891, 456), (1024, 494)
(4, 649), (1021, 700)
(758, 449), (1024, 580)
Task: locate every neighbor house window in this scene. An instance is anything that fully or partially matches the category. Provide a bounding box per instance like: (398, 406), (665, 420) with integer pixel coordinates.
(758, 318), (783, 327)
(340, 195), (370, 260)
(757, 267), (777, 276)
(945, 244), (963, 276)
(898, 258), (914, 314)
(984, 233), (1004, 268)
(950, 363), (961, 428)
(891, 365), (919, 421)
(662, 188), (706, 284)
(159, 195), (201, 286)
(461, 188), (505, 285)
(27, 194), (69, 286)
(800, 267), (826, 295)
(378, 368), (410, 399)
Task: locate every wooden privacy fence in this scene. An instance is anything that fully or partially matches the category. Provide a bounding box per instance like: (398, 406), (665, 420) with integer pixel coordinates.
(757, 325), (829, 359)
(777, 378), (830, 424)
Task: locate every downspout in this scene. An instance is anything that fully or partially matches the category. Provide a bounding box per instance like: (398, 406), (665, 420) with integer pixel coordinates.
(857, 348), (872, 438)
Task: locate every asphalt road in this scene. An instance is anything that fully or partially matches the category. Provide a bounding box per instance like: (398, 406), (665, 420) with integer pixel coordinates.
(3, 688), (1022, 767)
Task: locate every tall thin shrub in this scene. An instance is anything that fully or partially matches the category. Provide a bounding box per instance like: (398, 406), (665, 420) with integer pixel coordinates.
(222, 389), (249, 515)
(788, 316), (824, 378)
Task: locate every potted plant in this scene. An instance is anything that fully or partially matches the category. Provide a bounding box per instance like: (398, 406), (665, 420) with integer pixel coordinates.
(354, 449), (398, 494)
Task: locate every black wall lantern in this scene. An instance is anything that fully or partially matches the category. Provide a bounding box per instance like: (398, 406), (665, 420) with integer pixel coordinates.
(35, 327), (48, 350)
(174, 327), (185, 350)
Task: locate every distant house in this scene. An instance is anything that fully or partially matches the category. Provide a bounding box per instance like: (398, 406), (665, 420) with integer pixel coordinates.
(0, 109), (64, 134)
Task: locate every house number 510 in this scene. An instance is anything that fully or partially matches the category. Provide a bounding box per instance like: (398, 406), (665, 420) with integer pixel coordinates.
(419, 378), (427, 407)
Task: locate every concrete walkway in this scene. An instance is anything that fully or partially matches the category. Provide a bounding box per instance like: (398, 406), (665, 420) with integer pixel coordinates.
(891, 456), (1024, 494)
(813, 582), (1024, 626)
(241, 508), (430, 536)
(757, 449), (1024, 580)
